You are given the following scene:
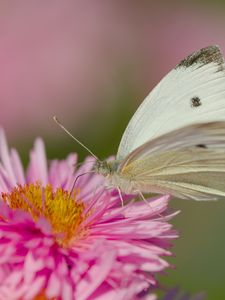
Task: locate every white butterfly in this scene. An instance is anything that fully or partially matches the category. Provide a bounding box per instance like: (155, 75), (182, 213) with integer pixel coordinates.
(94, 45), (225, 201)
(55, 45), (225, 201)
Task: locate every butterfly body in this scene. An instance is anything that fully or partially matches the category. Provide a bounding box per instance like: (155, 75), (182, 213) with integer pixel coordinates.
(95, 160), (175, 195)
(94, 160), (135, 193)
(94, 45), (225, 201)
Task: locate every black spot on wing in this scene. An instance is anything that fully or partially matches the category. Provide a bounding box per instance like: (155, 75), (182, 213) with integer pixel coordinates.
(191, 96), (202, 107)
(196, 144), (207, 149)
(176, 45), (224, 70)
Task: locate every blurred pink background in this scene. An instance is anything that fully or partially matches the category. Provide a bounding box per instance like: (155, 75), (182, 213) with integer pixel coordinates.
(1, 1), (225, 138)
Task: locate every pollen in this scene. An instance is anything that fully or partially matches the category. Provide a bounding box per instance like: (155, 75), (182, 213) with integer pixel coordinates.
(2, 182), (86, 246)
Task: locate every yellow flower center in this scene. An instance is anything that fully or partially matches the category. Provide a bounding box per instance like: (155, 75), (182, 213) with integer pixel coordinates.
(33, 291), (57, 300)
(1, 182), (86, 247)
(33, 290), (57, 300)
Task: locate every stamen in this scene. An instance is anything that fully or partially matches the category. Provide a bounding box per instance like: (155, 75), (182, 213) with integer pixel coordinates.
(2, 182), (87, 246)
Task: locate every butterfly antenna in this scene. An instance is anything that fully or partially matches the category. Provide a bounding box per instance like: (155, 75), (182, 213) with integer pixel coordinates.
(53, 116), (99, 160)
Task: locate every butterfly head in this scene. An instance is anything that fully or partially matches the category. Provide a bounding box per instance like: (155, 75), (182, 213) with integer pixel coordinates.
(93, 160), (118, 177)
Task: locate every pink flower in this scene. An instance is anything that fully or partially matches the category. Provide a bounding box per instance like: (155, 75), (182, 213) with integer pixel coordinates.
(0, 129), (178, 300)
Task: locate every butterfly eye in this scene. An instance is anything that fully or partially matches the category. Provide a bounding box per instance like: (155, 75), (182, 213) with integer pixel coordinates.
(191, 96), (202, 108)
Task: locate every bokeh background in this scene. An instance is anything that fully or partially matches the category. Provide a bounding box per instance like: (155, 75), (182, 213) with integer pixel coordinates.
(1, 1), (225, 299)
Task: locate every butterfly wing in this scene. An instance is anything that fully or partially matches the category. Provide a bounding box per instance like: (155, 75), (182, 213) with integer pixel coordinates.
(118, 122), (225, 200)
(117, 45), (225, 161)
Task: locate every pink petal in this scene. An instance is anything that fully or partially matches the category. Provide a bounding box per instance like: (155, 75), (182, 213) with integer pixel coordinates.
(0, 129), (16, 186)
(23, 276), (45, 300)
(62, 279), (73, 300)
(27, 138), (48, 185)
(10, 148), (25, 185)
(46, 273), (61, 298)
(76, 246), (116, 300)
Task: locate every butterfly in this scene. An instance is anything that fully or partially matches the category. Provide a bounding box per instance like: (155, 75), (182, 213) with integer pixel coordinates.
(93, 45), (225, 201)
(55, 45), (225, 201)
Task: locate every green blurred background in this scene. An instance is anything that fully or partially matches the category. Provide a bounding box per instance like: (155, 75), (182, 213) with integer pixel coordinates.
(1, 1), (225, 299)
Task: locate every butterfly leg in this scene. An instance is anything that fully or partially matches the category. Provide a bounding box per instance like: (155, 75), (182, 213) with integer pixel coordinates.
(134, 190), (163, 218)
(135, 190), (153, 208)
(104, 185), (125, 207)
(70, 171), (95, 197)
(117, 187), (124, 207)
(83, 185), (99, 215)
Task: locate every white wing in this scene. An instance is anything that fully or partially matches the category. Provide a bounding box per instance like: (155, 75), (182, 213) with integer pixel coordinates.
(119, 122), (225, 200)
(117, 45), (225, 160)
